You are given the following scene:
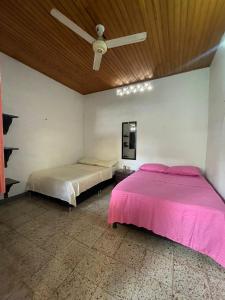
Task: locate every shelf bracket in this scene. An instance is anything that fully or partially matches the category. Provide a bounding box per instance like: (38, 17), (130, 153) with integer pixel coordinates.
(3, 114), (18, 135)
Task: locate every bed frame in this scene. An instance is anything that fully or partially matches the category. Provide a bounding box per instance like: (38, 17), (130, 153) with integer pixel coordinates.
(29, 177), (115, 210)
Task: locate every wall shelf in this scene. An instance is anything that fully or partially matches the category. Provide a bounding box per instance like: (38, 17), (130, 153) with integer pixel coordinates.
(2, 113), (19, 198)
(4, 147), (19, 168)
(3, 113), (18, 135)
(4, 178), (20, 198)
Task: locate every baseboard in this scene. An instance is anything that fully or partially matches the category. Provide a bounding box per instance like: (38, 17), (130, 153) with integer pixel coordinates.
(0, 191), (29, 205)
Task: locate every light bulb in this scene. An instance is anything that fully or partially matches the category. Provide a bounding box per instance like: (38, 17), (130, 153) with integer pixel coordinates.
(220, 39), (225, 49)
(116, 89), (121, 95)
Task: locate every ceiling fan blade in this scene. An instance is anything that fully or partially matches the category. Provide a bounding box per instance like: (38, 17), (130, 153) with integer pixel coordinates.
(93, 52), (102, 71)
(106, 32), (147, 49)
(50, 8), (95, 44)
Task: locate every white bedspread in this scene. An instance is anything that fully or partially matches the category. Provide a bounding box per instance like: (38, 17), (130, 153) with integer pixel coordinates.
(27, 163), (113, 206)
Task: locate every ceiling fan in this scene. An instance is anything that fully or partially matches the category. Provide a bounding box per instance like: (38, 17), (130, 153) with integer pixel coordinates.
(50, 8), (147, 71)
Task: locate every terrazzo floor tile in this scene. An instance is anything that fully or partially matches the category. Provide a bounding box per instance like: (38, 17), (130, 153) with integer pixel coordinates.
(0, 205), (25, 220)
(75, 250), (115, 285)
(73, 223), (106, 247)
(172, 292), (191, 299)
(173, 263), (211, 300)
(0, 227), (19, 249)
(0, 203), (12, 215)
(55, 271), (97, 300)
(0, 278), (33, 300)
(0, 248), (19, 273)
(8, 288), (33, 300)
(99, 261), (138, 300)
(41, 231), (73, 256)
(7, 200), (47, 217)
(18, 244), (53, 279)
(60, 214), (96, 237)
(147, 235), (175, 259)
(33, 211), (70, 231)
(91, 287), (119, 300)
(5, 234), (34, 258)
(93, 229), (123, 257)
(109, 224), (129, 238)
(124, 227), (153, 247)
(141, 250), (173, 288)
(15, 217), (46, 235)
(26, 224), (59, 247)
(114, 239), (146, 271)
(55, 238), (93, 271)
(23, 204), (47, 218)
(77, 210), (108, 229)
(133, 275), (173, 300)
(27, 256), (72, 297)
(173, 244), (204, 272)
(0, 222), (14, 236)
(202, 256), (225, 281)
(207, 275), (225, 300)
(7, 197), (42, 211)
(3, 212), (37, 228)
(83, 205), (108, 217)
(0, 262), (28, 299)
(1, 188), (225, 300)
(81, 198), (109, 210)
(90, 213), (109, 229)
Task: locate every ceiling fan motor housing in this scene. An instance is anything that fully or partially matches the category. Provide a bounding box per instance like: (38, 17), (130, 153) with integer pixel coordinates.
(96, 24), (105, 37)
(93, 39), (107, 54)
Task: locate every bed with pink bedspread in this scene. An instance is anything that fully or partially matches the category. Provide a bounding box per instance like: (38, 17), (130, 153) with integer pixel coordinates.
(108, 169), (225, 268)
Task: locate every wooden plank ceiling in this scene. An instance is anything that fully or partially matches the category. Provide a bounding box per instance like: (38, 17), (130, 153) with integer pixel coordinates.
(1, 0), (225, 95)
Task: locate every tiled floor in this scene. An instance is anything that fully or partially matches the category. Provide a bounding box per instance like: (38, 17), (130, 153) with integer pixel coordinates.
(0, 185), (225, 300)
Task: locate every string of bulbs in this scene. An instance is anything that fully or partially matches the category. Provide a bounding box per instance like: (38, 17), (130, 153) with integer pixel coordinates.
(116, 81), (153, 96)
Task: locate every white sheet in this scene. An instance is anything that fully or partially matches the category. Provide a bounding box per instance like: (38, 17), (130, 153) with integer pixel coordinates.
(27, 163), (113, 206)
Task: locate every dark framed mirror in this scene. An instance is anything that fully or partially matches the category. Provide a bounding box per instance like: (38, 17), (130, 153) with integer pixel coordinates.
(122, 121), (137, 160)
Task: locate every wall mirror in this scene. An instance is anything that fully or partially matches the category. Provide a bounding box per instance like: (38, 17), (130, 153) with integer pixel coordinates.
(122, 121), (137, 160)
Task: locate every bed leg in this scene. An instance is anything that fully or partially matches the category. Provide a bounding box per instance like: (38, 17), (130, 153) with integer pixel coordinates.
(112, 223), (117, 229)
(68, 206), (72, 213)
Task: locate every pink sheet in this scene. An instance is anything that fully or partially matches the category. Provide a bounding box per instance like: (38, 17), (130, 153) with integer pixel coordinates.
(108, 170), (225, 268)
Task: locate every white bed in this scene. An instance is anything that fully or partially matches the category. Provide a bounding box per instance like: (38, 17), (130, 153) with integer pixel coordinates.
(27, 162), (117, 206)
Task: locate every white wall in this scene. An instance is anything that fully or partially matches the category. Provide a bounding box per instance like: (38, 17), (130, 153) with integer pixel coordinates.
(206, 36), (225, 199)
(0, 52), (84, 197)
(0, 52), (210, 197)
(84, 69), (209, 170)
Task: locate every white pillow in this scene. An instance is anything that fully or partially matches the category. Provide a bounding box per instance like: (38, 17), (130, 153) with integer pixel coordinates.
(78, 157), (118, 168)
(78, 157), (98, 165)
(94, 159), (118, 168)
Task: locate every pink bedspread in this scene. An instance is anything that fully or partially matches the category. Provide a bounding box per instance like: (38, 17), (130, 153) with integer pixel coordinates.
(108, 170), (225, 267)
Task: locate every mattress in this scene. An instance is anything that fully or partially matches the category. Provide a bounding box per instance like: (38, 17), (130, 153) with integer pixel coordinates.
(108, 170), (225, 268)
(27, 163), (113, 206)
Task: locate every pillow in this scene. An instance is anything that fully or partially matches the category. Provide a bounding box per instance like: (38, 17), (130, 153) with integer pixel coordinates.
(94, 159), (118, 168)
(139, 163), (168, 173)
(167, 166), (201, 176)
(78, 157), (118, 168)
(78, 157), (98, 166)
